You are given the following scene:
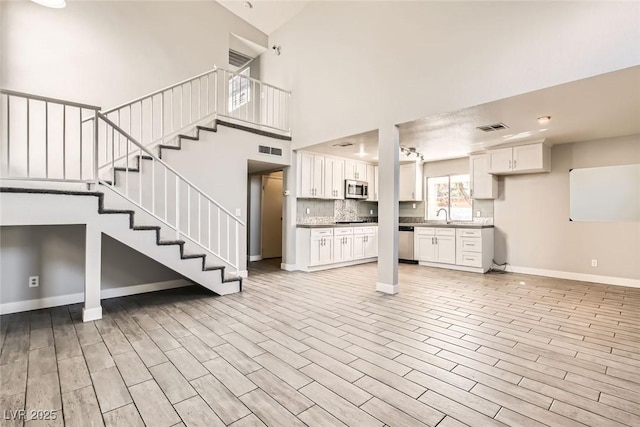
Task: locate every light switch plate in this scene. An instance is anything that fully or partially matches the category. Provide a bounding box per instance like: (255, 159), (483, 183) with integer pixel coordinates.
(306, 208), (310, 214)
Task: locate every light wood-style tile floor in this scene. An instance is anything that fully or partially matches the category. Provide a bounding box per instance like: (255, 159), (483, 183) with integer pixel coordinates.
(2, 260), (640, 426)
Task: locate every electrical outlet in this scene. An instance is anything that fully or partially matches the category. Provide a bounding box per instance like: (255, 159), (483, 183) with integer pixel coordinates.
(306, 207), (310, 214)
(476, 210), (481, 217)
(412, 203), (416, 209)
(29, 276), (39, 288)
(591, 259), (598, 267)
(370, 209), (373, 215)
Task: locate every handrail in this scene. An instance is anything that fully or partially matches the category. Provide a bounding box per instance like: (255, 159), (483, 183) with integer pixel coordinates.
(98, 113), (245, 227)
(0, 89), (101, 111)
(102, 67), (219, 115)
(221, 68), (292, 95)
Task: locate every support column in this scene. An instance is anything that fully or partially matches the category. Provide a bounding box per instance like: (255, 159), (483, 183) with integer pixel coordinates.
(377, 125), (400, 294)
(281, 154), (298, 271)
(83, 222), (102, 322)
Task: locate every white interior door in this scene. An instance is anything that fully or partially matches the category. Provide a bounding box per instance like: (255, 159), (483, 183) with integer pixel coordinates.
(261, 174), (283, 259)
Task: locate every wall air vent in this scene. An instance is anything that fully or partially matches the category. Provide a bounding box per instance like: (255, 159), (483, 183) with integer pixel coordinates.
(258, 145), (282, 156)
(229, 49), (253, 68)
(476, 122), (509, 132)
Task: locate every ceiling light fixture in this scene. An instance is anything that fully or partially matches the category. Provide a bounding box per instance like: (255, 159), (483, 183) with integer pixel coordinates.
(243, 1), (253, 9)
(30, 0), (66, 8)
(537, 115), (552, 125)
(400, 146), (424, 161)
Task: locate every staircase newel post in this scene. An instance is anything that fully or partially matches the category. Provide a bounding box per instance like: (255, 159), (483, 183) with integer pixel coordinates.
(93, 110), (99, 188)
(214, 67), (218, 121)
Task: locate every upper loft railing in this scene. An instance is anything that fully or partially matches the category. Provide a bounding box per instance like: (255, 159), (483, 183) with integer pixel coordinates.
(90, 67), (290, 167)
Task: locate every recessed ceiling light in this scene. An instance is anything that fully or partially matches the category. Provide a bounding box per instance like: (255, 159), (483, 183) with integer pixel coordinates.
(243, 1), (253, 9)
(537, 115), (552, 125)
(31, 0), (66, 8)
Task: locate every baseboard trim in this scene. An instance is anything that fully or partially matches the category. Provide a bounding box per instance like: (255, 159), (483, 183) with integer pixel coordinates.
(509, 265), (640, 289)
(376, 282), (399, 294)
(249, 255), (263, 262)
(0, 279), (193, 315)
(281, 263), (297, 271)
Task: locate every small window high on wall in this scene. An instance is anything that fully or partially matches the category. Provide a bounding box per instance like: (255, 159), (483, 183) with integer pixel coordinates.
(426, 174), (472, 221)
(228, 66), (251, 112)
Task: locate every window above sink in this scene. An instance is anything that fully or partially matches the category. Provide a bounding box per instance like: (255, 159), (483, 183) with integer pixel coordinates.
(426, 174), (472, 221)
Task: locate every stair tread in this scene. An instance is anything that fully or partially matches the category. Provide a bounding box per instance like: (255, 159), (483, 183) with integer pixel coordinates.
(158, 144), (181, 150)
(133, 226), (160, 231)
(197, 125), (217, 132)
(182, 254), (206, 259)
(135, 155), (153, 160)
(158, 240), (185, 245)
(179, 134), (199, 140)
(203, 266), (224, 271)
(101, 209), (134, 214)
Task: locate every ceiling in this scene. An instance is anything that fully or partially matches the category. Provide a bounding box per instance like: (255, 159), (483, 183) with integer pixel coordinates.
(305, 66), (640, 163)
(217, 0), (310, 35)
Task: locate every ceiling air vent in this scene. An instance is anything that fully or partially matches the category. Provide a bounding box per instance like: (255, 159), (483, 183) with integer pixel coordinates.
(476, 122), (509, 132)
(333, 142), (354, 147)
(229, 49), (253, 68)
(258, 145), (282, 156)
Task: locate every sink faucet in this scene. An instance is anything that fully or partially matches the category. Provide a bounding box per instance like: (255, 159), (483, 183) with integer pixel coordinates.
(436, 208), (450, 223)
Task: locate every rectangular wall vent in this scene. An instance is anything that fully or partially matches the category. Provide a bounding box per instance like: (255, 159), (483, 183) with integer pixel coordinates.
(476, 122), (509, 132)
(229, 49), (253, 68)
(258, 145), (282, 156)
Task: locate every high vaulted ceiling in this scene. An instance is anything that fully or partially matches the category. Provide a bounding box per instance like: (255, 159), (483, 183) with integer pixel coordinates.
(217, 0), (310, 35)
(305, 66), (640, 163)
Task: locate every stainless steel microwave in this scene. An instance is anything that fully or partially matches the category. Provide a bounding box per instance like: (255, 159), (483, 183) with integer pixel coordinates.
(345, 179), (368, 199)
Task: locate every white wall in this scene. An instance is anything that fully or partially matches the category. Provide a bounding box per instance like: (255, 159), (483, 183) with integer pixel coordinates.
(494, 135), (640, 282)
(261, 1), (640, 149)
(0, 225), (182, 304)
(248, 174), (262, 258)
(1, 1), (267, 108)
(160, 125), (292, 272)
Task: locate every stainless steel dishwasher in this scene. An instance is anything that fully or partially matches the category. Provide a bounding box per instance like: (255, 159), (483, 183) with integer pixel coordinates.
(399, 225), (417, 264)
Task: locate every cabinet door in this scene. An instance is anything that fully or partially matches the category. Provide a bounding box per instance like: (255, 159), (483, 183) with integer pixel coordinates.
(299, 152), (315, 198)
(319, 237), (333, 264)
(353, 235), (365, 259)
(363, 233), (377, 258)
(343, 235), (354, 261)
(312, 155), (324, 198)
(470, 154), (498, 199)
(399, 163), (414, 201)
(487, 147), (513, 174)
(416, 235), (437, 262)
(309, 236), (322, 265)
(435, 235), (456, 264)
(323, 157), (342, 199)
(344, 160), (356, 180)
(355, 162), (367, 181)
(333, 158), (345, 199)
(373, 166), (379, 201)
(513, 144), (543, 172)
(366, 164), (375, 201)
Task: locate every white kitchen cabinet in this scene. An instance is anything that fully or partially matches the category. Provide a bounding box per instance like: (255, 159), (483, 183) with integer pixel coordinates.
(333, 228), (354, 262)
(324, 156), (344, 199)
(416, 234), (437, 262)
(309, 229), (333, 266)
(298, 152), (324, 198)
(353, 226), (377, 259)
(470, 154), (498, 199)
(366, 164), (376, 201)
(399, 162), (423, 201)
(373, 166), (379, 201)
(345, 160), (367, 181)
(414, 227), (456, 265)
(455, 228), (494, 272)
(296, 226), (377, 272)
(487, 142), (551, 175)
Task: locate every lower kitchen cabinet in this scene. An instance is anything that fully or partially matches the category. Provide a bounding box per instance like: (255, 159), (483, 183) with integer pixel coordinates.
(415, 226), (494, 273)
(296, 225), (378, 272)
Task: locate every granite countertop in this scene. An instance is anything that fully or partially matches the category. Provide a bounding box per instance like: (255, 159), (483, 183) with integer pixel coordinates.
(296, 223), (378, 228)
(296, 222), (493, 229)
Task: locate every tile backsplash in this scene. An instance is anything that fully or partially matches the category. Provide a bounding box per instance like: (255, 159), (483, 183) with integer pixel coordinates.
(297, 199), (378, 224)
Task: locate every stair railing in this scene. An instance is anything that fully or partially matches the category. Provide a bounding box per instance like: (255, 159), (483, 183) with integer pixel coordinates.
(97, 113), (245, 275)
(0, 89), (100, 183)
(85, 66), (291, 170)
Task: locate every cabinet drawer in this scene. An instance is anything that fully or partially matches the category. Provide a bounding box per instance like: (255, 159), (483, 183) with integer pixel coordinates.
(458, 252), (482, 267)
(334, 228), (354, 236)
(460, 238), (481, 253)
(456, 229), (482, 238)
(436, 228), (455, 237)
(354, 226), (376, 235)
(311, 228), (334, 237)
(415, 227), (435, 235)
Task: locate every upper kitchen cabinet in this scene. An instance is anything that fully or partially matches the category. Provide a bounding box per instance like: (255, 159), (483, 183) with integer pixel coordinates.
(345, 159), (367, 181)
(487, 142), (551, 175)
(324, 156), (344, 199)
(470, 154), (498, 199)
(366, 164), (377, 201)
(298, 152), (324, 198)
(399, 162), (423, 201)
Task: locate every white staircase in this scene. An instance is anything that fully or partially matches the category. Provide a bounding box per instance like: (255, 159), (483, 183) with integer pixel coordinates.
(0, 66), (291, 320)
